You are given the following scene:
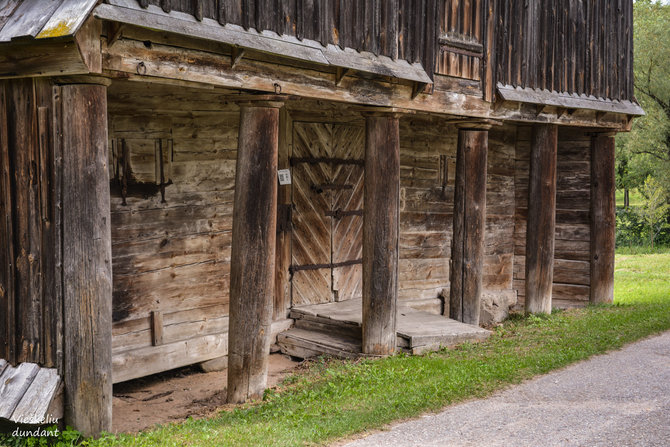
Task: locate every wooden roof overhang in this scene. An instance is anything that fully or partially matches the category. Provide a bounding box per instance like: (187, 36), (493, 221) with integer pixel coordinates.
(0, 0), (101, 79)
(95, 1), (432, 87)
(497, 83), (644, 118)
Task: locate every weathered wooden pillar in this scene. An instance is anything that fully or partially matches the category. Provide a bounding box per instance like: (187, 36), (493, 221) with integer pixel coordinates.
(362, 111), (400, 356)
(227, 98), (283, 403)
(449, 126), (489, 326)
(525, 124), (558, 314)
(590, 132), (616, 304)
(59, 77), (113, 437)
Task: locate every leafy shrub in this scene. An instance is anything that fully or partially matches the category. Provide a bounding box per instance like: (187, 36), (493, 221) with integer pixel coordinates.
(616, 206), (670, 249)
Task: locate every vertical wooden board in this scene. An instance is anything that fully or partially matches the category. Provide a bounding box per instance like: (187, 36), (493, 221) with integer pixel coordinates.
(6, 78), (43, 365)
(332, 124), (364, 301)
(0, 80), (15, 363)
(290, 122), (333, 306)
(61, 83), (112, 436)
(274, 107), (292, 320)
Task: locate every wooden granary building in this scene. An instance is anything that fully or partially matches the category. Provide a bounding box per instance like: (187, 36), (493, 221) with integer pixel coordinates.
(0, 0), (642, 436)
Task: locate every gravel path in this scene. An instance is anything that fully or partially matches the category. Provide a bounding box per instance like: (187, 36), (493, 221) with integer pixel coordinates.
(343, 331), (670, 447)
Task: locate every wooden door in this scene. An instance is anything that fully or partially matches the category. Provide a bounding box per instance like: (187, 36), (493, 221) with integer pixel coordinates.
(290, 123), (364, 306)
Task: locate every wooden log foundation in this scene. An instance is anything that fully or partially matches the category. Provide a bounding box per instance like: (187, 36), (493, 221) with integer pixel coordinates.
(525, 124), (558, 314)
(227, 100), (282, 403)
(362, 113), (400, 356)
(590, 133), (615, 304)
(59, 78), (113, 437)
(449, 127), (489, 326)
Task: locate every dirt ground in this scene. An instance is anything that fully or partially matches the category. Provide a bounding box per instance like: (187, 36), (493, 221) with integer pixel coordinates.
(112, 353), (300, 433)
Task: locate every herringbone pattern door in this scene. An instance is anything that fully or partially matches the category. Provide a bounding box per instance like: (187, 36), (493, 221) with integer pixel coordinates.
(290, 122), (364, 306)
(331, 125), (364, 301)
(291, 123), (333, 306)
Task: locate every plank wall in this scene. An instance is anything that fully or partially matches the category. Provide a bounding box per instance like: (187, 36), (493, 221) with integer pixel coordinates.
(495, 0), (634, 100)
(0, 78), (63, 370)
(108, 81), (238, 382)
(133, 0), (439, 79)
(514, 127), (591, 308)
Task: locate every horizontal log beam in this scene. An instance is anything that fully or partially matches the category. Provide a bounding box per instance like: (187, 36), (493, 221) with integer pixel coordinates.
(101, 37), (631, 130)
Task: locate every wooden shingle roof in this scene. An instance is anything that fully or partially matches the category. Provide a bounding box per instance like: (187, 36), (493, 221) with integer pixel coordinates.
(0, 360), (63, 425)
(0, 0), (98, 42)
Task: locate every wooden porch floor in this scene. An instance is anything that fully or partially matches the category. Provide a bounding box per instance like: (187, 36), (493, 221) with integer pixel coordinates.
(278, 298), (491, 358)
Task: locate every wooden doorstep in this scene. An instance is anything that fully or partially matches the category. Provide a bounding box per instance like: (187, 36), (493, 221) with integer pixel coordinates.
(283, 299), (492, 359)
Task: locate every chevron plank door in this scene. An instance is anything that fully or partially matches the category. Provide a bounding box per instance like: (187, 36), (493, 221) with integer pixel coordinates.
(290, 122), (364, 306)
(331, 125), (364, 301)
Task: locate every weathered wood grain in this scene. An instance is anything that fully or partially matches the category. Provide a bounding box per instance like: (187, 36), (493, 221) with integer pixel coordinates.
(0, 362), (39, 420)
(590, 133), (615, 304)
(274, 107), (292, 320)
(450, 128), (488, 325)
(101, 36), (631, 130)
(525, 124), (557, 314)
(362, 113), (399, 356)
(10, 367), (61, 424)
(0, 80), (14, 363)
(227, 102), (280, 403)
(60, 81), (112, 437)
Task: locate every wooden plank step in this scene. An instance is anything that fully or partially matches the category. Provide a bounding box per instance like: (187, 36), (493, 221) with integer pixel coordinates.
(291, 298), (490, 352)
(277, 328), (362, 360)
(396, 307), (491, 351)
(294, 317), (362, 339)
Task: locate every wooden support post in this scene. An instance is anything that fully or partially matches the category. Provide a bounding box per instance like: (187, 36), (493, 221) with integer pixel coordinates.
(59, 77), (113, 437)
(362, 112), (400, 356)
(449, 127), (489, 326)
(525, 124), (558, 314)
(590, 133), (616, 304)
(227, 99), (282, 403)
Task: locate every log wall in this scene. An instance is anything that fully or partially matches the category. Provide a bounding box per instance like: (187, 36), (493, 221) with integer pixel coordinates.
(108, 81), (238, 382)
(397, 118), (516, 313)
(514, 126), (591, 308)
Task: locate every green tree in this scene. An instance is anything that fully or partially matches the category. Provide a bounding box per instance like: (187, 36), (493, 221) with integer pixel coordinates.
(616, 0), (670, 195)
(639, 176), (670, 248)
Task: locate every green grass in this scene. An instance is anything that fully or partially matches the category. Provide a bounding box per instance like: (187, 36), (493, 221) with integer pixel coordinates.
(616, 245), (670, 255)
(3, 254), (667, 447)
(77, 253), (670, 447)
(615, 188), (644, 208)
